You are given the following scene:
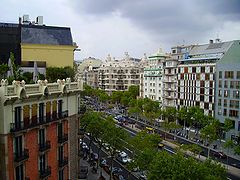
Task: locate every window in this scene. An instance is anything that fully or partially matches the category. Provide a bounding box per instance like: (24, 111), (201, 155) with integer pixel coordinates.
(236, 81), (240, 89)
(200, 81), (204, 87)
(225, 71), (234, 79)
(180, 74), (184, 80)
(218, 99), (222, 106)
(192, 67), (196, 73)
(209, 96), (213, 103)
(210, 81), (213, 88)
(39, 154), (46, 173)
(205, 74), (210, 80)
(223, 109), (227, 116)
(39, 103), (44, 122)
(201, 67), (205, 73)
(14, 136), (23, 159)
(237, 71), (240, 79)
(58, 123), (63, 137)
(229, 110), (239, 118)
(230, 100), (239, 108)
(224, 81), (228, 88)
(204, 103), (209, 109)
(200, 88), (204, 94)
(58, 100), (63, 116)
(58, 169), (64, 180)
(39, 129), (45, 147)
(196, 74), (200, 80)
(224, 99), (228, 107)
(210, 67), (213, 73)
(200, 95), (204, 101)
(15, 164), (24, 180)
(230, 81), (234, 88)
(209, 89), (213, 95)
(58, 146), (64, 162)
(224, 90), (229, 98)
(218, 89), (222, 96)
(14, 106), (22, 129)
(233, 91), (240, 99)
(218, 71), (222, 79)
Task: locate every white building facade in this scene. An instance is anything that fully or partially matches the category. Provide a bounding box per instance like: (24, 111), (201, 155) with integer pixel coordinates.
(143, 49), (168, 104)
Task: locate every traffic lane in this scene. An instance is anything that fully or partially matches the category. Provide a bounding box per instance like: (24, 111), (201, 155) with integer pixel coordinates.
(129, 116), (240, 169)
(120, 123), (240, 179)
(83, 137), (138, 180)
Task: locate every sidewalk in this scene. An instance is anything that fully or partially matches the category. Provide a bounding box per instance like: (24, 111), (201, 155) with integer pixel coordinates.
(123, 123), (240, 179)
(79, 158), (110, 180)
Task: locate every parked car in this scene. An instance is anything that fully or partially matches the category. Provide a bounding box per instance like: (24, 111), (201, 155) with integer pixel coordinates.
(212, 151), (227, 159)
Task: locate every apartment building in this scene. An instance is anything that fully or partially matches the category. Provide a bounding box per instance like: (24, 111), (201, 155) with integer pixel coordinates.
(143, 49), (168, 103)
(0, 78), (83, 180)
(0, 15), (77, 68)
(98, 53), (143, 94)
(215, 40), (240, 142)
(75, 57), (102, 84)
(162, 57), (178, 108)
(162, 45), (193, 108)
(177, 40), (234, 117)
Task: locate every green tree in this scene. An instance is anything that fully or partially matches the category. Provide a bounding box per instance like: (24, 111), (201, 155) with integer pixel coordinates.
(148, 151), (226, 180)
(128, 131), (161, 172)
(46, 66), (74, 82)
(128, 85), (139, 99)
(177, 106), (188, 130)
(22, 72), (34, 84)
(104, 122), (128, 179)
(200, 119), (219, 158)
(0, 64), (9, 79)
(234, 145), (240, 155)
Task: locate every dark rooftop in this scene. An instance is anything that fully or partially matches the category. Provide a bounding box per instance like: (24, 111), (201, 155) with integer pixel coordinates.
(21, 25), (73, 45)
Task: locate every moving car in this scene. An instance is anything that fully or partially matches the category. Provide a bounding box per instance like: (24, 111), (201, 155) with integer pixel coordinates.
(117, 151), (132, 164)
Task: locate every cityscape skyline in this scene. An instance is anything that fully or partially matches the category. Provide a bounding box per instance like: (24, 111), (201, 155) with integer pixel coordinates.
(1, 0), (240, 60)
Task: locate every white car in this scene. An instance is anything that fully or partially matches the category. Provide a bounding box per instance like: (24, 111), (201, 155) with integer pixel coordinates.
(117, 151), (132, 164)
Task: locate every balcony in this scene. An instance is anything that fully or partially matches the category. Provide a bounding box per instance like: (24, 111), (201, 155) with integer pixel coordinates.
(10, 111), (69, 133)
(39, 141), (51, 152)
(14, 149), (29, 163)
(58, 110), (69, 119)
(58, 133), (68, 144)
(39, 166), (51, 179)
(58, 157), (68, 168)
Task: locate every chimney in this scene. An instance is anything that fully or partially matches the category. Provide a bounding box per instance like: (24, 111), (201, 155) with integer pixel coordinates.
(18, 17), (22, 24)
(36, 16), (43, 25)
(209, 39), (214, 44)
(22, 14), (29, 23)
(215, 38), (221, 43)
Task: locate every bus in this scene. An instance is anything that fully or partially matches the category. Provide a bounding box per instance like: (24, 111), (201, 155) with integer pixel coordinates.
(146, 127), (154, 134)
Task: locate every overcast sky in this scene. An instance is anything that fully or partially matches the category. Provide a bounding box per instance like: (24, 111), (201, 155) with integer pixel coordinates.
(1, 0), (240, 60)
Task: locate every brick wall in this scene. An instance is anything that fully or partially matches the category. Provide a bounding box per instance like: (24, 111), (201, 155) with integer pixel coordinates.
(7, 135), (14, 180)
(47, 123), (58, 180)
(0, 134), (7, 180)
(68, 115), (78, 180)
(25, 129), (39, 178)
